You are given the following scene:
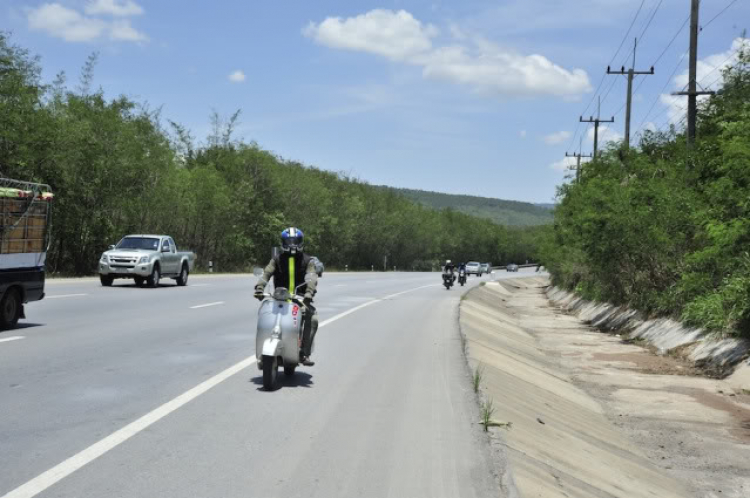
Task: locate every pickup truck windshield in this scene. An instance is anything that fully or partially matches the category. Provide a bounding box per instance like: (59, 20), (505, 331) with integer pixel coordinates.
(117, 237), (160, 250)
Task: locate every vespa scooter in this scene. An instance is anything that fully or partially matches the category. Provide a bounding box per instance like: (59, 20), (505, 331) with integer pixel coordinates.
(255, 283), (314, 390)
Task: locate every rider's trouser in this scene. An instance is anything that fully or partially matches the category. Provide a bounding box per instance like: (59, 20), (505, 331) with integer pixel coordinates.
(302, 304), (318, 357)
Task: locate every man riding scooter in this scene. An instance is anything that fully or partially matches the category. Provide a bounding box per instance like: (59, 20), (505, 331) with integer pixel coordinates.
(254, 227), (318, 366)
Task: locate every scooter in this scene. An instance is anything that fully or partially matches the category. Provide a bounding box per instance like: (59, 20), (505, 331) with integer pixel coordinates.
(255, 283), (314, 390)
(458, 269), (467, 286)
(443, 271), (454, 290)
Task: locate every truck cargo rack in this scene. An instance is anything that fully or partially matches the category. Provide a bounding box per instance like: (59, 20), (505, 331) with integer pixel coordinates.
(0, 177), (54, 267)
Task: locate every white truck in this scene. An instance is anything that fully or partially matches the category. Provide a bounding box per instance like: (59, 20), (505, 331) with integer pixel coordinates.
(98, 235), (196, 288)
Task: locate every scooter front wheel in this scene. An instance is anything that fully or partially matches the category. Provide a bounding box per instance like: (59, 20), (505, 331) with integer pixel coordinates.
(284, 365), (296, 376)
(262, 355), (279, 390)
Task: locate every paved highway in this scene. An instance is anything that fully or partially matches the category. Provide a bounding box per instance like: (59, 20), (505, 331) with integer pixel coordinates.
(0, 270), (534, 497)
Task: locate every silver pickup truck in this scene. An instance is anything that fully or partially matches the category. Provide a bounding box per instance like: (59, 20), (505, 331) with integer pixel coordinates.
(98, 235), (196, 287)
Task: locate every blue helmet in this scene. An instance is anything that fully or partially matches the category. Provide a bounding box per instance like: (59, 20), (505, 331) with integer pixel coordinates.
(281, 227), (304, 253)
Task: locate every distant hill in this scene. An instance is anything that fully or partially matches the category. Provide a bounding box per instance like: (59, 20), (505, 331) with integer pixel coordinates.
(382, 187), (554, 227)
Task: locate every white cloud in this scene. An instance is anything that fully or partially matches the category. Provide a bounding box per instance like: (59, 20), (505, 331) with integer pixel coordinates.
(419, 40), (591, 98)
(550, 157), (577, 172)
(228, 70), (246, 83)
(304, 9), (591, 99)
(303, 9), (437, 61)
(109, 19), (147, 41)
(660, 37), (749, 126)
(85, 0), (143, 17)
(543, 130), (571, 145)
(28, 3), (106, 42)
(519, 130), (527, 139)
(588, 125), (622, 146)
(27, 2), (147, 43)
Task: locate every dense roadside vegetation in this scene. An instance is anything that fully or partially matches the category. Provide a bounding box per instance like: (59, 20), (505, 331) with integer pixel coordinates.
(0, 33), (542, 275)
(382, 187), (554, 226)
(542, 47), (750, 338)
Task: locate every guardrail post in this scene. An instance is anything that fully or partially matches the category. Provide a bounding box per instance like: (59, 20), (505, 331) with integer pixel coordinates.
(209, 260), (213, 273)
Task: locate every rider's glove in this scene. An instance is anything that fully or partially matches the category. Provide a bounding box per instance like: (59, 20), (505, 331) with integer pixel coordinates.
(254, 288), (265, 301)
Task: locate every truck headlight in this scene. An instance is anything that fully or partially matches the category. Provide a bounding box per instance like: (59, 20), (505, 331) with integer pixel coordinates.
(138, 256), (150, 264)
(100, 254), (108, 263)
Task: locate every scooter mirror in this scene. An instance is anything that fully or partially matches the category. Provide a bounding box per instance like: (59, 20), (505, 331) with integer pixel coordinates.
(252, 267), (263, 277)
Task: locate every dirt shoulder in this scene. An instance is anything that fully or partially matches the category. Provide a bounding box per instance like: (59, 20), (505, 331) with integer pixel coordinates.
(460, 277), (750, 498)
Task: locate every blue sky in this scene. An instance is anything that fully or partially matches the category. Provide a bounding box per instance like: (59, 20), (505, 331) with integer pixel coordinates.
(3, 0), (748, 203)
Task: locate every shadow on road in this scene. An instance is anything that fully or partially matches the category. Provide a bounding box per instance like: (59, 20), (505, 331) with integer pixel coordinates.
(2, 322), (44, 332)
(250, 371), (314, 391)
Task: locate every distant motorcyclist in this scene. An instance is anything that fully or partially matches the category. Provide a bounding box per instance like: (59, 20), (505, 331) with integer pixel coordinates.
(254, 227), (318, 366)
(443, 259), (457, 283)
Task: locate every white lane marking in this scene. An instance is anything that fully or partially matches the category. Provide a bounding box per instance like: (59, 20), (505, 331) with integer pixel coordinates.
(0, 336), (24, 344)
(46, 294), (87, 300)
(0, 281), (438, 498)
(189, 301), (224, 309)
(190, 284), (212, 287)
(319, 283), (437, 327)
(335, 284), (347, 287)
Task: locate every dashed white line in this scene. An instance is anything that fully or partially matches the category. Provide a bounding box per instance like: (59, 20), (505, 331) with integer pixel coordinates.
(0, 336), (24, 344)
(189, 301), (224, 309)
(46, 294), (87, 300)
(0, 281), (438, 498)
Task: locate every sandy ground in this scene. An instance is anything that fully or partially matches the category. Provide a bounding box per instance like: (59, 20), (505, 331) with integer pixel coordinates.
(460, 277), (750, 498)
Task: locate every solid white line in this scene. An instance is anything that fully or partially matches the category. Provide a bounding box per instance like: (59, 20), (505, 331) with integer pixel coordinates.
(0, 336), (24, 344)
(189, 301), (224, 309)
(46, 294), (87, 300)
(190, 284), (212, 287)
(0, 281), (438, 498)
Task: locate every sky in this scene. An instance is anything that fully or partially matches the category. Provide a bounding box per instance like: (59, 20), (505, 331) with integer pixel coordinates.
(2, 0), (749, 203)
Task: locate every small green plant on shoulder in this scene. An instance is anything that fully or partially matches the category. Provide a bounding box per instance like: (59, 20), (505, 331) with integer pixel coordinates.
(480, 398), (494, 432)
(473, 363), (484, 393)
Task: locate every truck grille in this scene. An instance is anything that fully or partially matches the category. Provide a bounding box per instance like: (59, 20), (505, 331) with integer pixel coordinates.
(110, 256), (137, 268)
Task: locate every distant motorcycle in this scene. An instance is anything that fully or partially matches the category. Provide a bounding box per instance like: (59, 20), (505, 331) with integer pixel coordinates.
(443, 271), (454, 290)
(458, 269), (467, 286)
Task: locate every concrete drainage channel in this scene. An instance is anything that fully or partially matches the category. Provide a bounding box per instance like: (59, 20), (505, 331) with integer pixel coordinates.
(458, 277), (750, 498)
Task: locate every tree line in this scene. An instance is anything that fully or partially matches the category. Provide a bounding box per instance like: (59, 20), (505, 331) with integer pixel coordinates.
(540, 46), (750, 338)
(0, 33), (542, 276)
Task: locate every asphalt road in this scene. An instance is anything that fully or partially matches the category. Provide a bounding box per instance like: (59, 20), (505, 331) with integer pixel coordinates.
(0, 269), (538, 497)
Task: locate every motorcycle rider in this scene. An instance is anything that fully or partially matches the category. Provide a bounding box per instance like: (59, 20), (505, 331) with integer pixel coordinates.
(443, 259), (457, 283)
(254, 227), (318, 366)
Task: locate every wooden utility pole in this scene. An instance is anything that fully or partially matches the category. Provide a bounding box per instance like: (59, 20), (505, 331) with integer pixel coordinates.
(580, 97), (614, 159)
(672, 0), (714, 147)
(565, 152), (593, 182)
(607, 39), (654, 150)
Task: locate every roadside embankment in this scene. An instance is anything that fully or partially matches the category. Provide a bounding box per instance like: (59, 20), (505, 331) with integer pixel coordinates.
(460, 277), (750, 498)
(547, 287), (750, 392)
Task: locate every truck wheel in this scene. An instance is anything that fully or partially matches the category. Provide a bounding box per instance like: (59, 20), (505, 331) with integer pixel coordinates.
(147, 266), (161, 288)
(176, 264), (189, 286)
(100, 275), (114, 287)
(0, 288), (21, 329)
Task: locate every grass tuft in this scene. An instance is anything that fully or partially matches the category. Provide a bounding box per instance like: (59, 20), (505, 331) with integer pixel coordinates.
(473, 363), (484, 393)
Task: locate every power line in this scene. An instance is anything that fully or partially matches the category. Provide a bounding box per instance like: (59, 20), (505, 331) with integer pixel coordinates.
(619, 0), (665, 67)
(701, 0), (740, 32)
(565, 0), (650, 153)
(635, 47), (689, 135)
(651, 14), (690, 67)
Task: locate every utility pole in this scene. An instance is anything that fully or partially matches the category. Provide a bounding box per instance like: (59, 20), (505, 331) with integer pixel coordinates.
(580, 97), (614, 159)
(672, 0), (714, 148)
(565, 152), (593, 182)
(607, 39), (654, 149)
